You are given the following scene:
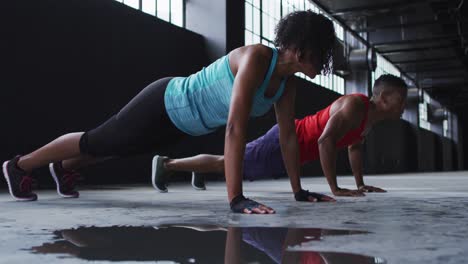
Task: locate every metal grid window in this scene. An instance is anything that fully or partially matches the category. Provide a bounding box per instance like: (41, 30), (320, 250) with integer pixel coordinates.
(419, 91), (453, 138)
(443, 116), (450, 138)
(419, 91), (432, 131)
(245, 0), (262, 46)
(371, 54), (401, 84)
(116, 0), (185, 28)
(245, 0), (346, 94)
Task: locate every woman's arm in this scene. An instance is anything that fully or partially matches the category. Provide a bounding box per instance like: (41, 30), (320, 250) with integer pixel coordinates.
(274, 80), (335, 203)
(225, 47), (275, 214)
(274, 79), (302, 194)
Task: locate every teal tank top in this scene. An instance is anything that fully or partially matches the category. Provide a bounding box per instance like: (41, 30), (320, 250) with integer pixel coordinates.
(164, 47), (288, 136)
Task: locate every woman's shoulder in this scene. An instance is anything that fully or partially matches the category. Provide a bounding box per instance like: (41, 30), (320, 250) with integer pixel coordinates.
(228, 44), (275, 76)
(231, 44), (274, 62)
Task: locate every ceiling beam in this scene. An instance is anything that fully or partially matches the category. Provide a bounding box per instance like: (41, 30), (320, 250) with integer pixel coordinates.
(310, 1), (369, 49)
(420, 77), (468, 84)
(330, 0), (427, 17)
(421, 83), (468, 90)
(355, 19), (468, 32)
(405, 66), (465, 73)
(416, 73), (468, 79)
(393, 56), (459, 64)
(373, 34), (466, 47)
(378, 44), (455, 55)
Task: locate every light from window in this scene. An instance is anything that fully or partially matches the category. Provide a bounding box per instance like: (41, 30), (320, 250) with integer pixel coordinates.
(157, 0), (170, 22)
(118, 0), (185, 28)
(443, 119), (449, 137)
(419, 91), (432, 131)
(142, 0), (156, 15)
(372, 54), (401, 84)
(123, 0), (139, 9)
(171, 0), (184, 27)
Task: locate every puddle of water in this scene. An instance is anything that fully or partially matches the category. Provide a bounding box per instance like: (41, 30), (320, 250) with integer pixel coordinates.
(31, 225), (385, 263)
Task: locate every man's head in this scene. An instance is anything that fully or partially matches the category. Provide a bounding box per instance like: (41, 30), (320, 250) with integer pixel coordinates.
(371, 74), (408, 119)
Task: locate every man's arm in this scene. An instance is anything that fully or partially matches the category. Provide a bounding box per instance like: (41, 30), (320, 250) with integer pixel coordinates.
(318, 97), (365, 197)
(348, 141), (387, 193)
(348, 141), (364, 188)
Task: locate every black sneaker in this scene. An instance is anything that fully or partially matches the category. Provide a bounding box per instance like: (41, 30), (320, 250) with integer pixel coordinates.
(49, 162), (80, 198)
(2, 156), (38, 201)
(152, 155), (170, 193)
(191, 172), (206, 190)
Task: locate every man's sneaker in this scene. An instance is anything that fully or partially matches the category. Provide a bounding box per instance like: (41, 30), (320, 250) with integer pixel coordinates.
(191, 172), (206, 190)
(152, 155), (170, 193)
(2, 156), (38, 201)
(49, 162), (80, 198)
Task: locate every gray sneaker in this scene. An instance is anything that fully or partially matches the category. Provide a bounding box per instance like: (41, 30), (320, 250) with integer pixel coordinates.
(152, 155), (170, 193)
(2, 156), (38, 201)
(191, 172), (206, 190)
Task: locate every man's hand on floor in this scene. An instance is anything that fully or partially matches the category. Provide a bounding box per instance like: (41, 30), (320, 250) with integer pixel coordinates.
(358, 185), (387, 193)
(332, 187), (365, 197)
(295, 189), (336, 202)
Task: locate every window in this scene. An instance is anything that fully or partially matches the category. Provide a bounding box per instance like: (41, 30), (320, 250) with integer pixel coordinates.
(443, 118), (450, 138)
(309, 72), (344, 94)
(372, 54), (401, 85)
(418, 91), (453, 137)
(245, 0), (264, 45)
(419, 91), (431, 131)
(333, 21), (345, 41)
(119, 0), (185, 28)
(245, 0), (346, 94)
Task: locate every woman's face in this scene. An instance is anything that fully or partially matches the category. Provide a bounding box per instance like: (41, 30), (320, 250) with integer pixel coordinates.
(301, 61), (319, 79)
(297, 50), (320, 79)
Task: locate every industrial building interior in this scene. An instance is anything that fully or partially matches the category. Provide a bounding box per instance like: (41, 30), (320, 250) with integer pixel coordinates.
(1, 0), (467, 263)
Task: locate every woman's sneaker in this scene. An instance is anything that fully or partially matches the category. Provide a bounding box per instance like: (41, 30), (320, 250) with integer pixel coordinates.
(191, 172), (206, 190)
(152, 155), (170, 193)
(48, 162), (80, 198)
(2, 156), (38, 201)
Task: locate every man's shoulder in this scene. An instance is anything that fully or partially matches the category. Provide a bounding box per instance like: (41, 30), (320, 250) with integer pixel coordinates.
(340, 95), (366, 113)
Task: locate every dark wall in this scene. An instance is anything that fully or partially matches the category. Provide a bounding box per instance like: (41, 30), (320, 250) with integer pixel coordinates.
(463, 121), (468, 169)
(418, 128), (437, 172)
(1, 0), (208, 186)
(363, 119), (458, 175)
(440, 137), (454, 171)
(364, 120), (419, 174)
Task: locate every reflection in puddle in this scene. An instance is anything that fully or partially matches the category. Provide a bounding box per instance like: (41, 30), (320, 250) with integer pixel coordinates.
(31, 225), (385, 263)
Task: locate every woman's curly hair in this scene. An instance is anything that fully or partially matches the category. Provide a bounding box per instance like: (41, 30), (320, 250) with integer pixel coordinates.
(274, 10), (336, 75)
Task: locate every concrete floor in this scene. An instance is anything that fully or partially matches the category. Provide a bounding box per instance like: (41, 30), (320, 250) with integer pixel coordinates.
(1, 171), (468, 263)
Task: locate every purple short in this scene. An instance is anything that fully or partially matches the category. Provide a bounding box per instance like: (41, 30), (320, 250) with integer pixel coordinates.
(243, 124), (287, 181)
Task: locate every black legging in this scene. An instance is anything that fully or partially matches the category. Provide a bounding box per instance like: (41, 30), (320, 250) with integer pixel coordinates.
(79, 77), (187, 157)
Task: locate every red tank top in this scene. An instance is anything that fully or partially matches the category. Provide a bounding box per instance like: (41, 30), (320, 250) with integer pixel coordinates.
(295, 94), (369, 164)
